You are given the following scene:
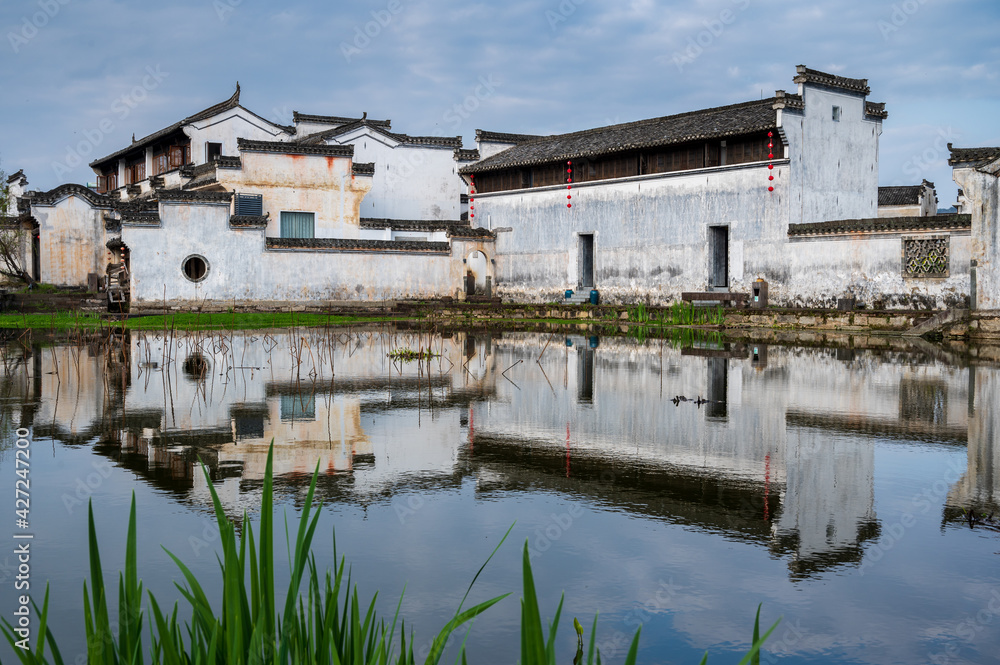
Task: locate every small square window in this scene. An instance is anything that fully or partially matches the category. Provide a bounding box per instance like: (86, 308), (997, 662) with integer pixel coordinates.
(207, 142), (222, 162)
(280, 394), (316, 421)
(832, 106), (841, 122)
(280, 211), (315, 238)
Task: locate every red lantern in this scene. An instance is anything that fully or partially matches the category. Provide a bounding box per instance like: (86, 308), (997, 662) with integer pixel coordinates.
(567, 204), (572, 208)
(768, 186), (774, 192)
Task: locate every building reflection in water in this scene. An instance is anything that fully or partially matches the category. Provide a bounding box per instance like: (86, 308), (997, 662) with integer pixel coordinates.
(2, 329), (996, 580)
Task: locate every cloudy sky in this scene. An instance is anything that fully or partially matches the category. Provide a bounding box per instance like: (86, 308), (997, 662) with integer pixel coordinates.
(1, 0), (998, 205)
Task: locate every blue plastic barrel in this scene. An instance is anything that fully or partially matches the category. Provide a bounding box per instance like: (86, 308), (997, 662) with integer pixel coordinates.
(589, 290), (600, 305)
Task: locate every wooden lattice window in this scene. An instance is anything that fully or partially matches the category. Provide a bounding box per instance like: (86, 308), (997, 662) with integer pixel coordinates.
(152, 151), (169, 176)
(902, 236), (949, 278)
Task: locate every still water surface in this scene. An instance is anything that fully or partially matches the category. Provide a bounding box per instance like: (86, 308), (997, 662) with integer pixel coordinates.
(0, 329), (998, 664)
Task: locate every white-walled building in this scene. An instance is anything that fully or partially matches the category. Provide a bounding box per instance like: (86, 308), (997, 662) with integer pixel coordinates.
(291, 113), (476, 222)
(950, 145), (1000, 311)
(878, 180), (938, 218)
(461, 65), (973, 309)
(19, 87), (496, 305)
(1, 169), (37, 285)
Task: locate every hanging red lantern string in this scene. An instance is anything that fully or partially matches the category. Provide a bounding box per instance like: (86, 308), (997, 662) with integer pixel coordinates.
(469, 173), (476, 220)
(767, 131), (775, 193)
(566, 160), (573, 209)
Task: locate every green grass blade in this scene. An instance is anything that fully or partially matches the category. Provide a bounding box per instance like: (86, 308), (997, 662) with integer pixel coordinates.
(586, 614), (598, 665)
(423, 594), (510, 665)
(735, 616), (781, 665)
(519, 540), (546, 665)
(622, 626), (641, 665)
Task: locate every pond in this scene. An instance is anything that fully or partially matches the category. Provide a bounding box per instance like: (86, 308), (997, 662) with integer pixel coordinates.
(0, 327), (998, 664)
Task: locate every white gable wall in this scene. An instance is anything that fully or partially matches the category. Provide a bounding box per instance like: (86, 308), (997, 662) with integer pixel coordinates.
(185, 108), (292, 165)
(781, 86), (880, 225)
(31, 195), (107, 287)
(330, 128), (463, 220)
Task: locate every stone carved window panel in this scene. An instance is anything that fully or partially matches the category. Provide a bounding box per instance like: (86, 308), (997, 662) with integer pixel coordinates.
(902, 235), (949, 278)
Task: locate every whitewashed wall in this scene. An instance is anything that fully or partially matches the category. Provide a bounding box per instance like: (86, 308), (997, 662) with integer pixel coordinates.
(780, 86), (881, 225)
(31, 193), (107, 287)
(479, 161), (790, 304)
(789, 232), (971, 309)
(183, 108), (291, 165)
(217, 150), (372, 239)
(954, 162), (1000, 310)
(328, 127), (465, 221)
(122, 201), (490, 303)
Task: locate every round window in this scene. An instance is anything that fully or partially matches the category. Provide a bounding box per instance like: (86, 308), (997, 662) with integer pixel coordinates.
(182, 255), (209, 282)
(182, 353), (209, 380)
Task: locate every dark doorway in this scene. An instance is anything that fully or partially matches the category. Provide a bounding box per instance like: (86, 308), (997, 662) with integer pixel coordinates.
(31, 231), (40, 282)
(709, 226), (729, 289)
(579, 234), (594, 288)
(577, 346), (595, 403)
(466, 270), (476, 296)
(706, 357), (728, 420)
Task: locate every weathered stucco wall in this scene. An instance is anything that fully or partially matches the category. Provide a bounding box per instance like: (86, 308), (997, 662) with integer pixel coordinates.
(954, 163), (1000, 310)
(122, 201), (490, 303)
(218, 151), (372, 239)
(788, 233), (971, 309)
(480, 162), (791, 304)
(32, 194), (106, 287)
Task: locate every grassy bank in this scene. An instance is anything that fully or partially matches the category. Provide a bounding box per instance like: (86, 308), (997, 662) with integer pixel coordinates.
(3, 443), (777, 664)
(0, 311), (396, 331)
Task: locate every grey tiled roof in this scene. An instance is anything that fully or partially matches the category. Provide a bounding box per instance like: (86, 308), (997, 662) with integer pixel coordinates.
(90, 85), (243, 168)
(360, 218), (468, 232)
(120, 211), (161, 226)
(157, 189), (233, 203)
(878, 185), (922, 206)
(230, 215), (268, 228)
(352, 162), (375, 176)
(297, 120), (463, 149)
(476, 130), (544, 143)
(462, 98), (779, 175)
(265, 237), (451, 253)
(121, 211), (161, 225)
(25, 184), (112, 208)
(948, 145), (1000, 166)
(238, 138), (354, 157)
(455, 149), (480, 161)
(6, 169), (25, 184)
(293, 112), (391, 129)
(788, 214), (970, 237)
(448, 226), (495, 239)
(865, 102), (888, 119)
(792, 65), (870, 95)
(183, 176), (219, 190)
